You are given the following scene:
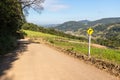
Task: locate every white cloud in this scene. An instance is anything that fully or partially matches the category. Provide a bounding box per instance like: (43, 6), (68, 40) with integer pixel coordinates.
(43, 0), (69, 11)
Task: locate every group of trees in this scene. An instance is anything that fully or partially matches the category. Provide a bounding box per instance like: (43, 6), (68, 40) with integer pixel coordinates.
(0, 0), (44, 55)
(22, 23), (87, 41)
(96, 24), (120, 48)
(0, 0), (23, 55)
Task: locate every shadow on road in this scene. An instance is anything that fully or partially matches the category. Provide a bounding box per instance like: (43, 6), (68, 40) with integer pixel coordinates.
(0, 39), (30, 78)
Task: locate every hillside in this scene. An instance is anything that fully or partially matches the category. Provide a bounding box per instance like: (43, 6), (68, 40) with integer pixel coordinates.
(75, 23), (120, 48)
(22, 22), (120, 48)
(54, 21), (87, 31)
(88, 17), (120, 26)
(54, 17), (120, 32)
(53, 17), (120, 48)
(76, 23), (120, 37)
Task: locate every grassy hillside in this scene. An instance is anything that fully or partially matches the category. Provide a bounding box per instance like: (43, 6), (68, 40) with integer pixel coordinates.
(24, 30), (120, 64)
(22, 23), (87, 41)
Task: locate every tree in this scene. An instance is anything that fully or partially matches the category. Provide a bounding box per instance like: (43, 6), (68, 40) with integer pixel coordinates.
(19, 0), (45, 14)
(0, 0), (24, 55)
(0, 0), (45, 55)
(0, 0), (24, 35)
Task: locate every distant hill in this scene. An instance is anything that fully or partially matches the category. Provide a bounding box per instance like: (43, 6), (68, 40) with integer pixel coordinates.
(54, 21), (87, 31)
(54, 17), (120, 48)
(54, 17), (120, 32)
(78, 20), (90, 24)
(88, 17), (120, 26)
(42, 24), (60, 27)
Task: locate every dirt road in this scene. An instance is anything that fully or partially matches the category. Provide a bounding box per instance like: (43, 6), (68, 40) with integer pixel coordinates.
(0, 42), (119, 80)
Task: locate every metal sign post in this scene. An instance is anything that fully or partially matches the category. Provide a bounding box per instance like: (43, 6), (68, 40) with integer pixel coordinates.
(87, 28), (94, 58)
(88, 34), (91, 57)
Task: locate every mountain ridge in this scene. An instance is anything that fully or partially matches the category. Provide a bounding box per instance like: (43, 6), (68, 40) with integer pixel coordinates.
(54, 17), (120, 31)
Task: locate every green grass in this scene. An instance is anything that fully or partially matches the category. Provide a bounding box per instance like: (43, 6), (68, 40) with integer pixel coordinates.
(24, 30), (120, 64)
(24, 30), (57, 38)
(54, 40), (120, 64)
(24, 30), (70, 42)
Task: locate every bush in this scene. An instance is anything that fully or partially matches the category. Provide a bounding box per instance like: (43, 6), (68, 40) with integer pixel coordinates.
(0, 0), (24, 55)
(0, 36), (17, 55)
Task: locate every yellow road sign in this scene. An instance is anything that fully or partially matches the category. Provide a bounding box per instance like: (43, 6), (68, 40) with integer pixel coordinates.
(87, 28), (94, 35)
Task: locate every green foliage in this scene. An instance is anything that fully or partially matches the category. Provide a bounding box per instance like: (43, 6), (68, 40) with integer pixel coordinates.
(51, 40), (120, 64)
(22, 23), (87, 41)
(0, 0), (23, 35)
(22, 23), (40, 31)
(0, 0), (24, 55)
(96, 38), (120, 49)
(93, 24), (107, 31)
(0, 36), (17, 55)
(95, 24), (120, 48)
(0, 0), (45, 55)
(23, 30), (57, 39)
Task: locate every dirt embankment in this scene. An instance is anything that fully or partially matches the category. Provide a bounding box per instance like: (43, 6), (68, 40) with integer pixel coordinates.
(46, 42), (120, 78)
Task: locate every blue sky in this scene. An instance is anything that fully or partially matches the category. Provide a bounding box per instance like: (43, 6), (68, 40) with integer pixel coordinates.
(26, 0), (120, 25)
